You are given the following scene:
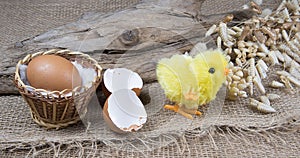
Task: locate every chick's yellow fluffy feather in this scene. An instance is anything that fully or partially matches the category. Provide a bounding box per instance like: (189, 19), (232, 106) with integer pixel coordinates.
(156, 50), (228, 113)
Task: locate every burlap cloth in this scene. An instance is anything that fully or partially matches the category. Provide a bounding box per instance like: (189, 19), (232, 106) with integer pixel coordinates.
(1, 0), (300, 157)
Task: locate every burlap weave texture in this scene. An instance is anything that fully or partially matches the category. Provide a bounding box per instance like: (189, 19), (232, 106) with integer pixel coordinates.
(1, 0), (299, 157)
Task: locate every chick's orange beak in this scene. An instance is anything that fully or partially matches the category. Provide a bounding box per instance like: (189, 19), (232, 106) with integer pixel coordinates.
(224, 68), (229, 76)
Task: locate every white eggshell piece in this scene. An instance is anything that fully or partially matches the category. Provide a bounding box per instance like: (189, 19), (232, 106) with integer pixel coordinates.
(72, 61), (97, 88)
(107, 89), (147, 131)
(104, 68), (143, 93)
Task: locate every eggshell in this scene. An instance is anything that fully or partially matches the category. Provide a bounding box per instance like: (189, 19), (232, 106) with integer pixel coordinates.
(26, 55), (82, 91)
(103, 89), (147, 133)
(101, 82), (112, 98)
(103, 99), (126, 134)
(102, 68), (143, 97)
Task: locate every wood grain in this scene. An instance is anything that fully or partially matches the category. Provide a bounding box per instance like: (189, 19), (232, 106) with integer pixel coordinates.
(0, 0), (259, 94)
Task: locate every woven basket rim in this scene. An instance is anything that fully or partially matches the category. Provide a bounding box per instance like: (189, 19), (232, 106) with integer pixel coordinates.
(14, 49), (102, 98)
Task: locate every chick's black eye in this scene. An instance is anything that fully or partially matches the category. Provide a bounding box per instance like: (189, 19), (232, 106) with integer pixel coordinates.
(208, 67), (215, 74)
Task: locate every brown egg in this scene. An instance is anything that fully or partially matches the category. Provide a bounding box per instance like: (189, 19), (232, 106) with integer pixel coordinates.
(26, 55), (82, 91)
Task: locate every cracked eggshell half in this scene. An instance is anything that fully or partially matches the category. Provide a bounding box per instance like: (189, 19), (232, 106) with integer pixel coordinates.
(103, 89), (147, 133)
(102, 68), (143, 97)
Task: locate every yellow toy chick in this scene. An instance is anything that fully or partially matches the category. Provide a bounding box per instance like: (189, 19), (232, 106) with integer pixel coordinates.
(156, 49), (229, 119)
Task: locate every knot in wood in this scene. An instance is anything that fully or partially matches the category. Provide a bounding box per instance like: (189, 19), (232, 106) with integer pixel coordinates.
(120, 29), (139, 46)
(14, 41), (24, 48)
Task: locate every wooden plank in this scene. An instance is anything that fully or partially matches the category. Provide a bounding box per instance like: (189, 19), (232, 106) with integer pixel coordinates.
(0, 0), (260, 94)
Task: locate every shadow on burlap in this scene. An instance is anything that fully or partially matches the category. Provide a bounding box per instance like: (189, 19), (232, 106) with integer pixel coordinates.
(1, 0), (300, 157)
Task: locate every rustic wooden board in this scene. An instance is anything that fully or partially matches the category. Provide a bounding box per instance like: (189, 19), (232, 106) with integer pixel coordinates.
(0, 0), (258, 94)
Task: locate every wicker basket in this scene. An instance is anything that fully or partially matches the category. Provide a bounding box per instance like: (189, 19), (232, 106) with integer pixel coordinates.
(14, 49), (102, 129)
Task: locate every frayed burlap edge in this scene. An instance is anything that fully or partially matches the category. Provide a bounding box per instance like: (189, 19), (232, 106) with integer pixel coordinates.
(2, 112), (299, 157)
